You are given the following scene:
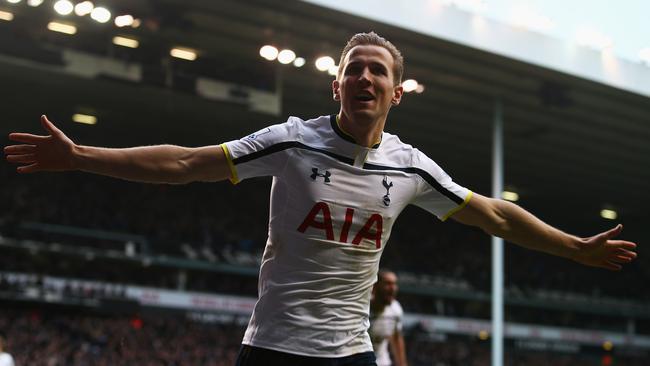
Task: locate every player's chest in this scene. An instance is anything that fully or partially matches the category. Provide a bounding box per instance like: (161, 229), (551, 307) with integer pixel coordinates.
(284, 150), (417, 213)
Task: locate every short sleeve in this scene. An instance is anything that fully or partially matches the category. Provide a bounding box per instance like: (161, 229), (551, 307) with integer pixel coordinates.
(221, 117), (301, 184)
(410, 149), (472, 221)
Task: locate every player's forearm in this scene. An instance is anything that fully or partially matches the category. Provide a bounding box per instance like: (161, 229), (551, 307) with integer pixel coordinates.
(486, 199), (581, 260)
(73, 144), (198, 184)
(391, 334), (408, 366)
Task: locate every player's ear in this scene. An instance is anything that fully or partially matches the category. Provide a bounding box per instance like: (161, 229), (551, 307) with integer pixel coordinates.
(332, 79), (341, 101)
(391, 84), (403, 106)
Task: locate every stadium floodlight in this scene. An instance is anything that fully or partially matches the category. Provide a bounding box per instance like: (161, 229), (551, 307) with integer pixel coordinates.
(0, 10), (13, 21)
(90, 6), (111, 23)
(401, 79), (418, 93)
(259, 45), (278, 61)
(293, 57), (305, 68)
(327, 65), (339, 76)
(112, 36), (138, 49)
(53, 0), (74, 15)
(501, 191), (519, 202)
(114, 14), (134, 27)
(639, 48), (650, 65)
(6, 0), (21, 4)
(27, 0), (44, 6)
(600, 209), (617, 220)
(478, 330), (489, 340)
(315, 56), (334, 72)
(603, 341), (614, 351)
(74, 1), (93, 16)
(72, 113), (97, 125)
(47, 21), (76, 35)
(170, 47), (197, 61)
(277, 49), (296, 65)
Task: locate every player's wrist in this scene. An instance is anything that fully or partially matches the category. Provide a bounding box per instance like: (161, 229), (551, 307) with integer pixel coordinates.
(563, 235), (584, 262)
(70, 144), (88, 171)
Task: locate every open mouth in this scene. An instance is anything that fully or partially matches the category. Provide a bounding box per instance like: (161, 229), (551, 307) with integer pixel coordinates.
(355, 94), (375, 102)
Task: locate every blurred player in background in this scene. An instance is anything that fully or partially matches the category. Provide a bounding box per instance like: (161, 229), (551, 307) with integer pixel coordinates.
(0, 334), (15, 366)
(4, 32), (637, 366)
(370, 270), (407, 366)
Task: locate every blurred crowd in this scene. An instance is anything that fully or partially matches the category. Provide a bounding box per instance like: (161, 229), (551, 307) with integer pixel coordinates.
(0, 308), (242, 366)
(1, 166), (647, 304)
(0, 308), (646, 366)
(405, 331), (648, 366)
(0, 251), (258, 298)
(2, 264), (644, 336)
(0, 168), (270, 260)
(2, 164), (649, 337)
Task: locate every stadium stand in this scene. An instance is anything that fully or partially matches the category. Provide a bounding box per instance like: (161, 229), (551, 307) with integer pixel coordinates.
(2, 166), (647, 304)
(0, 306), (647, 366)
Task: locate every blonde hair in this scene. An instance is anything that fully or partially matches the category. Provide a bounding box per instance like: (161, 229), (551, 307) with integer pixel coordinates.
(338, 32), (404, 85)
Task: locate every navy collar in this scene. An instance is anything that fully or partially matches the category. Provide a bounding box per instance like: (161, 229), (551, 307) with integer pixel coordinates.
(329, 114), (381, 149)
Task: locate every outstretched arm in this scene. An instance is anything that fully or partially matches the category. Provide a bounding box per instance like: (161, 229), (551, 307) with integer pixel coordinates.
(4, 115), (232, 184)
(452, 193), (637, 270)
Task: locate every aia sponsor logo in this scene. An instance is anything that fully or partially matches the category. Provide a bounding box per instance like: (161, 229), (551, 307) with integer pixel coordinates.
(297, 201), (383, 248)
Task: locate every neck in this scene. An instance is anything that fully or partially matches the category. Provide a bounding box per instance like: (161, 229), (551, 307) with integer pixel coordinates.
(337, 111), (386, 147)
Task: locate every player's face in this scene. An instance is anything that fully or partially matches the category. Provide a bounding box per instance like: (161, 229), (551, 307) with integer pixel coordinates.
(333, 45), (403, 125)
(377, 272), (398, 302)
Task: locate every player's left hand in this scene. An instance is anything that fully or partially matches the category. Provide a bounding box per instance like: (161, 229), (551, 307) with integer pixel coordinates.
(573, 224), (637, 270)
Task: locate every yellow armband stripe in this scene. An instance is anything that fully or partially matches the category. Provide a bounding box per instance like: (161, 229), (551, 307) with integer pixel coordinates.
(441, 191), (473, 222)
(220, 143), (240, 184)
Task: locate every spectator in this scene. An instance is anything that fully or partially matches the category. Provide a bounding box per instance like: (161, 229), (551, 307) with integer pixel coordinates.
(0, 333), (15, 366)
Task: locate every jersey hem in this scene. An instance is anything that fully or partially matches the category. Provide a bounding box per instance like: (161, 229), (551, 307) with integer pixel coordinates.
(241, 340), (374, 358)
(441, 190), (473, 221)
(220, 143), (239, 184)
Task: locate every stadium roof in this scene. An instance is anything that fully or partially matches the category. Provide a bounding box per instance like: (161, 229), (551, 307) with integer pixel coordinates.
(303, 0), (650, 97)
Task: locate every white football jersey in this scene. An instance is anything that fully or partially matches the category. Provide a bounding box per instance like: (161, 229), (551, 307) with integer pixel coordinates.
(0, 353), (15, 366)
(222, 115), (471, 357)
(369, 300), (404, 366)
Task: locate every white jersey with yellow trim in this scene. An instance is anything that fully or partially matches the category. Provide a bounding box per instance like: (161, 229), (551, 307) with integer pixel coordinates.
(369, 300), (404, 366)
(222, 114), (471, 357)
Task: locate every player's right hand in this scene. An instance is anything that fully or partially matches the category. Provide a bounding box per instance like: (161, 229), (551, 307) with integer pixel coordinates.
(4, 115), (77, 173)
